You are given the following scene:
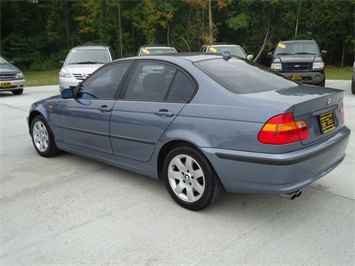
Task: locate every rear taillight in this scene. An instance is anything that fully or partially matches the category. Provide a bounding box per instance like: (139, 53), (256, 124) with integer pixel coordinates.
(258, 113), (309, 145)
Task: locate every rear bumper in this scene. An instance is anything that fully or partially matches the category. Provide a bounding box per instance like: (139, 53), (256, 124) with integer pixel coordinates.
(202, 126), (350, 194)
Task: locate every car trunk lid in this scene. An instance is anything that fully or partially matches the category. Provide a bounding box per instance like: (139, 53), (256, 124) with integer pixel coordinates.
(241, 85), (345, 146)
(290, 87), (344, 145)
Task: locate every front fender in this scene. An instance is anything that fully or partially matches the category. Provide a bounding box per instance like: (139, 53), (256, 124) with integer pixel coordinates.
(28, 100), (62, 140)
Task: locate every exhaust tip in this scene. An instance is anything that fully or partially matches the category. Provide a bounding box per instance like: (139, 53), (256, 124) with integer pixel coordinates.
(296, 190), (302, 198)
(290, 193), (297, 200)
(281, 190), (302, 200)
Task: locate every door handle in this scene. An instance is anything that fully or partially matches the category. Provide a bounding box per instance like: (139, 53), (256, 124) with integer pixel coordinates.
(98, 105), (112, 113)
(154, 109), (174, 117)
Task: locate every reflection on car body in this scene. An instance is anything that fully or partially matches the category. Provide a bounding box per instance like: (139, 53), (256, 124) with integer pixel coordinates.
(28, 54), (350, 211)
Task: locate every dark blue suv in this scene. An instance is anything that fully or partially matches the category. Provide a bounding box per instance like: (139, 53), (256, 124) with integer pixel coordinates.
(268, 40), (327, 86)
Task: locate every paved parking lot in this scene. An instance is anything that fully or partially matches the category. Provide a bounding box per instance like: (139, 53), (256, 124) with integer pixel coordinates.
(1, 81), (354, 265)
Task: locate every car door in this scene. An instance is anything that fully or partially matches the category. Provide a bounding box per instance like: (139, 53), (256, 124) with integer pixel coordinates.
(110, 61), (195, 161)
(59, 62), (132, 154)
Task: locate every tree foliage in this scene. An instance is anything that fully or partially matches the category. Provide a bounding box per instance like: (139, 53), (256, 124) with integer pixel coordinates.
(0, 0), (353, 70)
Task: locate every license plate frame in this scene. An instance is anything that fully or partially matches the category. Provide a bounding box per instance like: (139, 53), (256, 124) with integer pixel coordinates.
(292, 74), (302, 81)
(1, 82), (11, 88)
(319, 111), (336, 134)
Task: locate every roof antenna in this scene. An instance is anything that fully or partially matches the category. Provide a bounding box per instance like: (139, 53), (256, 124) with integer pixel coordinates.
(222, 51), (231, 61)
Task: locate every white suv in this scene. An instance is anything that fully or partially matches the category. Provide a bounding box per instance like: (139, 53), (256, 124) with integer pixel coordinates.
(59, 45), (115, 91)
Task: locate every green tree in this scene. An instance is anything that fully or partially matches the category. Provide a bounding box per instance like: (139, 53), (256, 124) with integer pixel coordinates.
(298, 0), (354, 66)
(225, 0), (301, 62)
(131, 0), (174, 45)
(0, 0), (353, 70)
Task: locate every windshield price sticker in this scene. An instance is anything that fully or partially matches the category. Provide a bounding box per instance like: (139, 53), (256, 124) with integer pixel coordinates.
(320, 111), (336, 134)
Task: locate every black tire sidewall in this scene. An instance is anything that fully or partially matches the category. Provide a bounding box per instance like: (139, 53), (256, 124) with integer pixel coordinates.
(12, 89), (23, 95)
(30, 116), (57, 157)
(163, 145), (216, 211)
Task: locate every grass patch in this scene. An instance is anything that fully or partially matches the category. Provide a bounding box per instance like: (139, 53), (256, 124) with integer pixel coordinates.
(23, 66), (352, 87)
(24, 69), (59, 87)
(325, 66), (352, 80)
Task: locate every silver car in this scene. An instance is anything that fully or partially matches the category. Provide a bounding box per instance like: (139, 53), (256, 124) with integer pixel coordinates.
(28, 54), (350, 211)
(59, 45), (115, 91)
(0, 56), (25, 95)
(137, 45), (178, 56)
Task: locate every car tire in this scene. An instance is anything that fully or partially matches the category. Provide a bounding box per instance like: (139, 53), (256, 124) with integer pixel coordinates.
(12, 89), (23, 95)
(351, 79), (355, 95)
(317, 79), (326, 87)
(31, 115), (61, 157)
(163, 145), (223, 211)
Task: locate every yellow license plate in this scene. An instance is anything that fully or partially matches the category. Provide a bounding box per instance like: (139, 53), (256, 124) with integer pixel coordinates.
(320, 111), (336, 134)
(1, 82), (11, 88)
(292, 74), (302, 80)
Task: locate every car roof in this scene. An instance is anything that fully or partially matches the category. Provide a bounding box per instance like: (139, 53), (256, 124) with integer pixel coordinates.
(116, 53), (233, 64)
(139, 45), (176, 49)
(71, 45), (110, 50)
(202, 43), (242, 47)
(278, 40), (317, 44)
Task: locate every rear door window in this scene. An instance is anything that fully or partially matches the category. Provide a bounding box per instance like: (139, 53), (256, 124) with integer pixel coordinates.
(123, 61), (195, 102)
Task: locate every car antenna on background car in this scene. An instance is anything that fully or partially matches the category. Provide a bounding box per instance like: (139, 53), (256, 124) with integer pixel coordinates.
(222, 51), (231, 61)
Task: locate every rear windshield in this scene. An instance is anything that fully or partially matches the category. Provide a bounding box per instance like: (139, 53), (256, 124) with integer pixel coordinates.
(194, 58), (298, 94)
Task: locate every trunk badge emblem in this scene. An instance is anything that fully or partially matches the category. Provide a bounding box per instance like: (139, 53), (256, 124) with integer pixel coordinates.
(327, 97), (332, 105)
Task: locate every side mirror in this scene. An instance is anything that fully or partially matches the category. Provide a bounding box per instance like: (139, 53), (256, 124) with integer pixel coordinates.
(59, 60), (64, 66)
(267, 52), (273, 58)
(247, 55), (254, 60)
(321, 50), (327, 56)
(61, 88), (74, 99)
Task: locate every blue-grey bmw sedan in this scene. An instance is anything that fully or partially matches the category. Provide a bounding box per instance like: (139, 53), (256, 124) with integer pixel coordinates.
(28, 54), (350, 210)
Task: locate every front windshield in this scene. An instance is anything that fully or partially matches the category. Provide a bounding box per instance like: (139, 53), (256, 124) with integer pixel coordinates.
(208, 46), (246, 58)
(274, 42), (320, 56)
(66, 49), (110, 64)
(195, 58), (298, 94)
(0, 57), (9, 64)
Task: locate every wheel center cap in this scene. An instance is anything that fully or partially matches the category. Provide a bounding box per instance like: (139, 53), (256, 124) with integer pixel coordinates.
(184, 174), (191, 181)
